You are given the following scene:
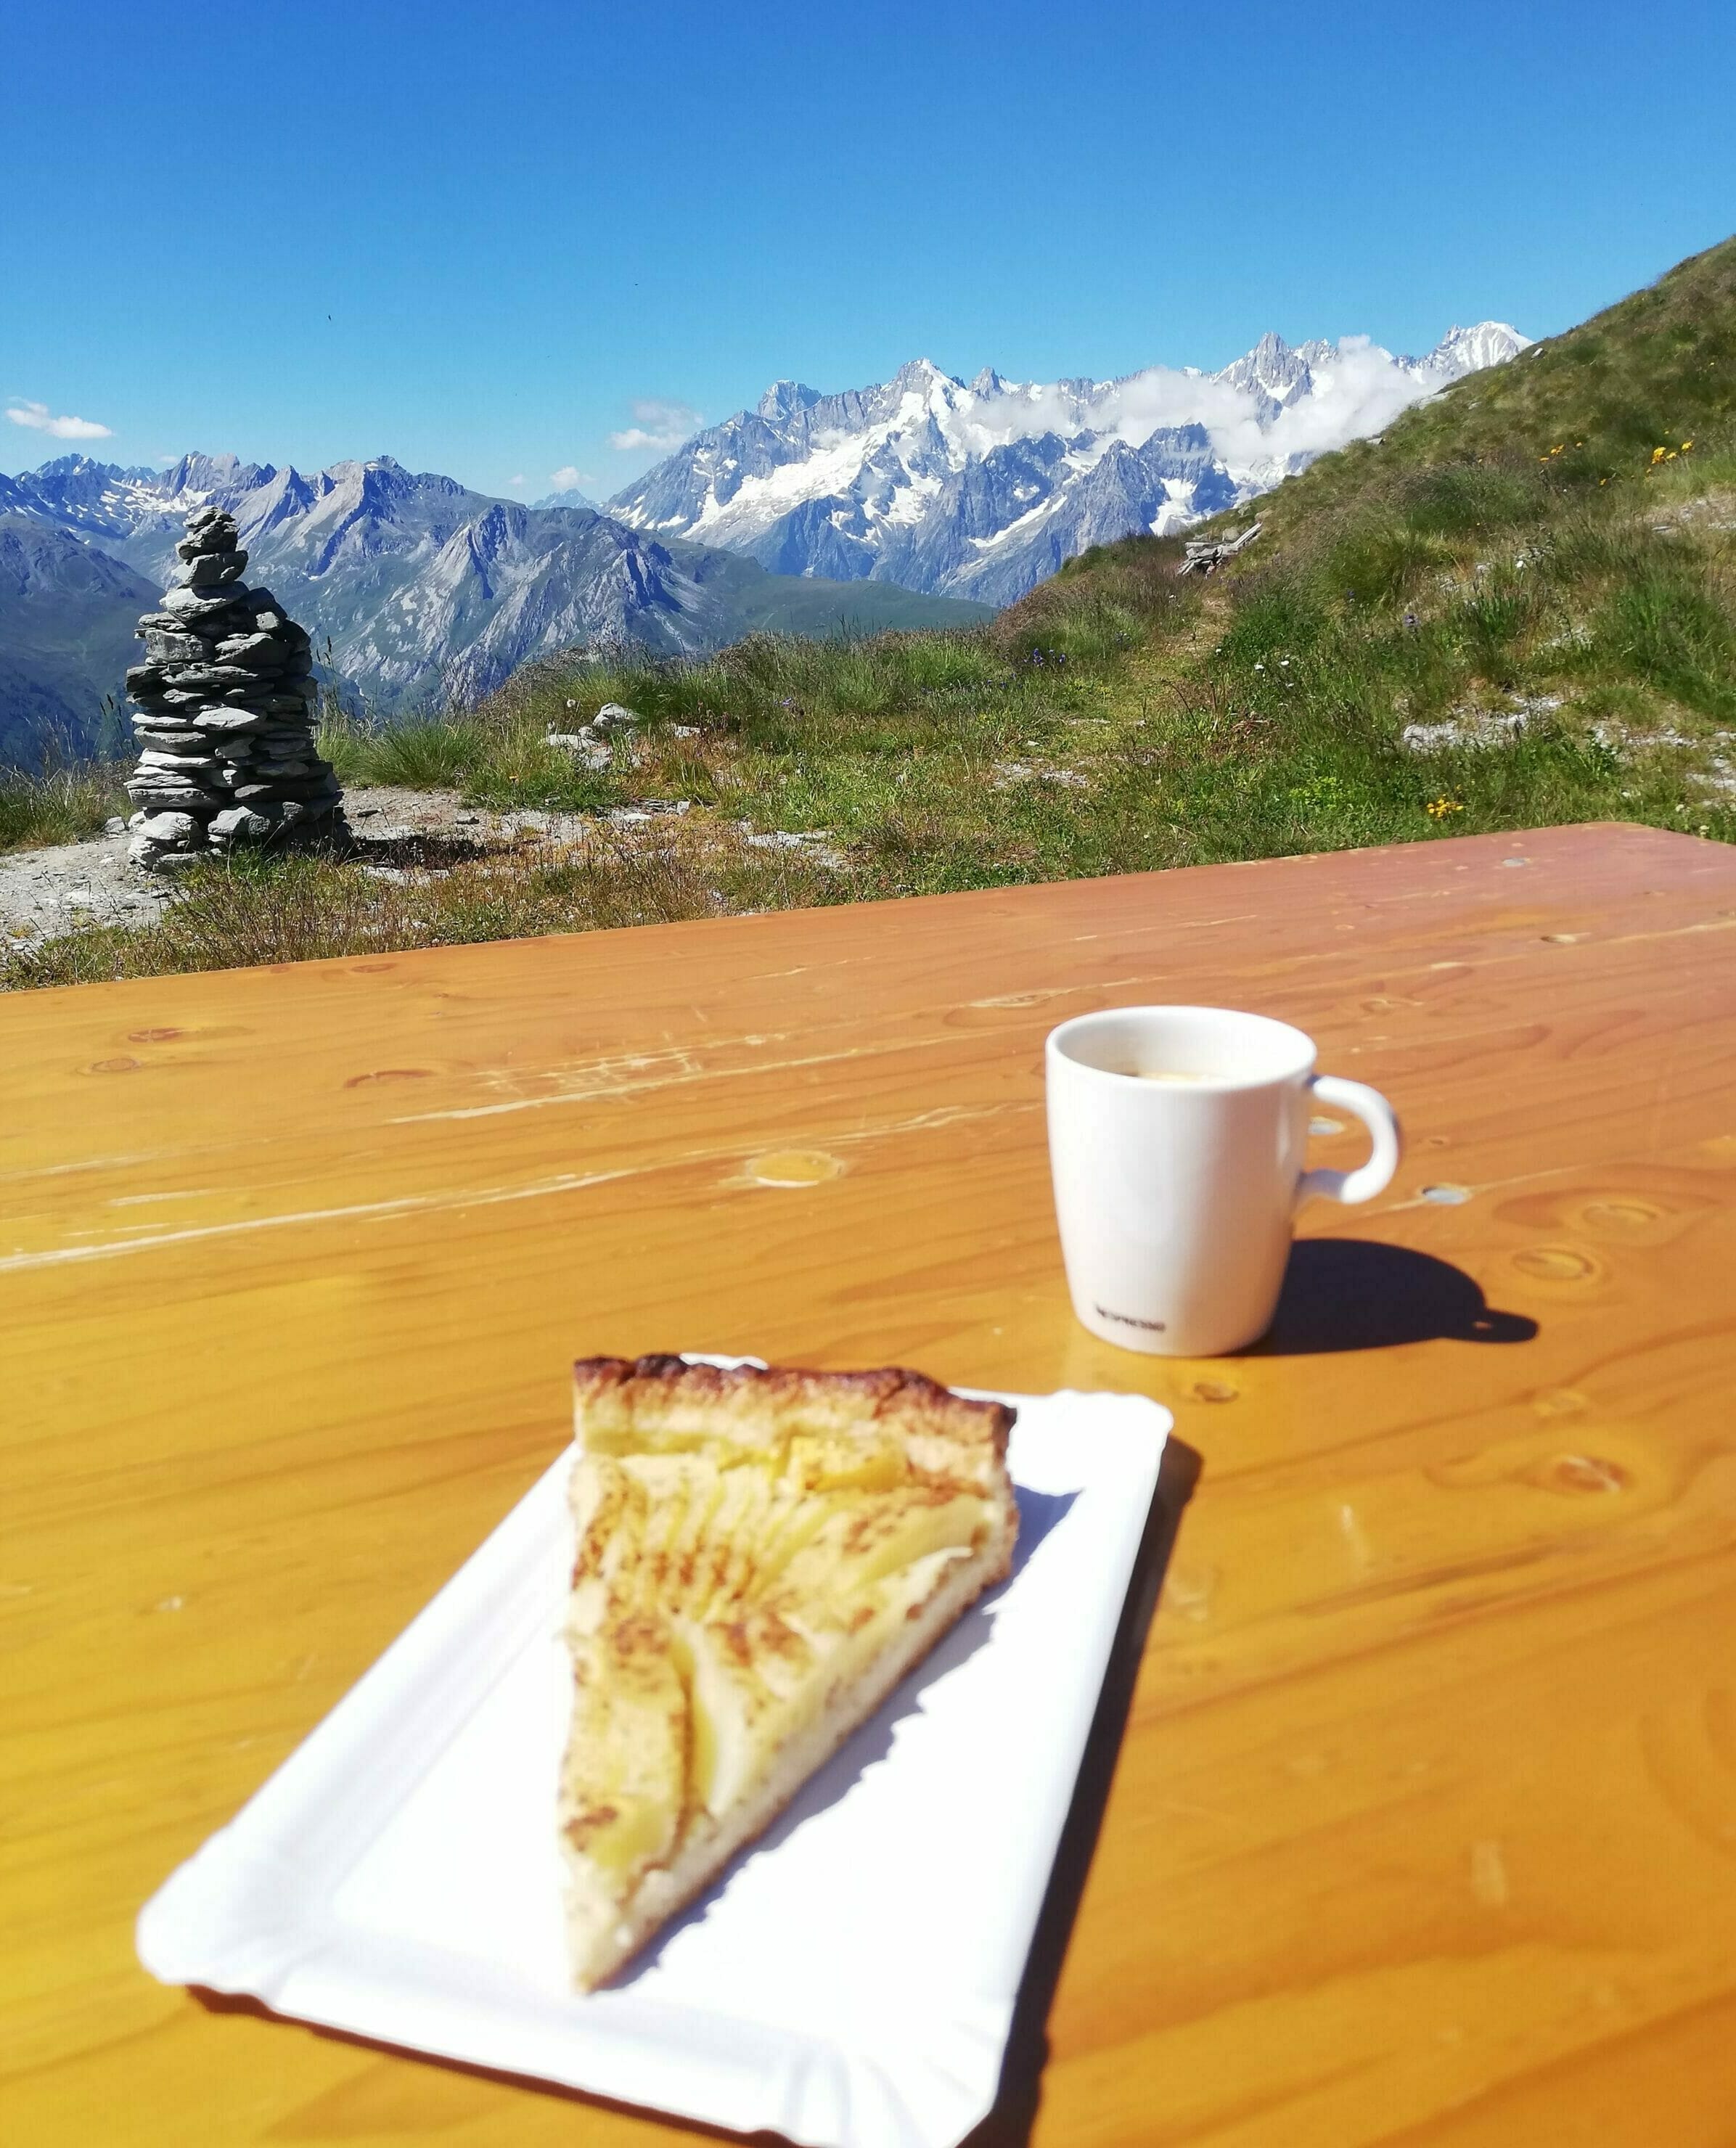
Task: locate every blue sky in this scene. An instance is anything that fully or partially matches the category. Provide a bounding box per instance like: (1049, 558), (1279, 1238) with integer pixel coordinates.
(4, 0), (1732, 500)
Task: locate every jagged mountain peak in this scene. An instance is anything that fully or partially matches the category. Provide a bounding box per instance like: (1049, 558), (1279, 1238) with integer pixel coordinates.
(888, 356), (957, 391)
(607, 318), (1528, 607)
(757, 378), (821, 422)
(1416, 321), (1531, 374)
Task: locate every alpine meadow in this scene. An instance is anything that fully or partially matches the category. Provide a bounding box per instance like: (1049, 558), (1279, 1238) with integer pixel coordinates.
(7, 234), (1736, 988)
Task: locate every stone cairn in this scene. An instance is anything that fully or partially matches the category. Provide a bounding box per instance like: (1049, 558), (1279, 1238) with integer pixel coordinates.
(125, 505), (346, 872)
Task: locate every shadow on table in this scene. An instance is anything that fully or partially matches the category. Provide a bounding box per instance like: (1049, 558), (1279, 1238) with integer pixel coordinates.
(960, 1431), (1202, 2148)
(1249, 1237), (1537, 1356)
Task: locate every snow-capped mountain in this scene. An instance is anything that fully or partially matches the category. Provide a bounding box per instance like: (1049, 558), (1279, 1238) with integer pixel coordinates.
(607, 324), (1530, 605)
(0, 454), (987, 754)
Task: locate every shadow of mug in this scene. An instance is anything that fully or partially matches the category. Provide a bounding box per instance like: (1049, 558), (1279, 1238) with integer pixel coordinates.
(1249, 1236), (1537, 1355)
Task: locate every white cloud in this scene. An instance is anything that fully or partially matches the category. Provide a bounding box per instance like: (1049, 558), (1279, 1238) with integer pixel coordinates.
(508, 473), (527, 487)
(927, 335), (1476, 477)
(548, 464), (595, 492)
(607, 399), (703, 454)
(6, 398), (113, 440)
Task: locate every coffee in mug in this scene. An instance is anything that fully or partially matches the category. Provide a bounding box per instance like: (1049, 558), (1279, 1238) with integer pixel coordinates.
(1046, 1005), (1401, 1356)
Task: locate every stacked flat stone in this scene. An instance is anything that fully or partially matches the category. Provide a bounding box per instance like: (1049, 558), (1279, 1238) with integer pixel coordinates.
(125, 505), (345, 872)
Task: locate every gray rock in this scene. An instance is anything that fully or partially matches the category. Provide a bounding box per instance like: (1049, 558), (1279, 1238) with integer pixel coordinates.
(142, 629), (211, 664)
(160, 585), (251, 624)
(1400, 709), (1534, 753)
(546, 731), (612, 768)
(160, 664), (266, 694)
(189, 707), (267, 734)
(208, 806), (274, 844)
(105, 816), (126, 836)
(213, 632), (287, 669)
(173, 550), (250, 589)
(134, 811), (202, 847)
(134, 733), (218, 753)
(593, 702), (640, 728)
(127, 783), (222, 811)
(136, 748), (222, 771)
(130, 717), (210, 743)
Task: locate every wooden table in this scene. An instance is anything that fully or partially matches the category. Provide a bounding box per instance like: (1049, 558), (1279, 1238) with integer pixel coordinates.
(7, 821), (1736, 2148)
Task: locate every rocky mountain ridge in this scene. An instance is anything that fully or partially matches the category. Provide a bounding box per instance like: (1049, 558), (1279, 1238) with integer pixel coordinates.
(0, 454), (987, 762)
(605, 324), (1531, 604)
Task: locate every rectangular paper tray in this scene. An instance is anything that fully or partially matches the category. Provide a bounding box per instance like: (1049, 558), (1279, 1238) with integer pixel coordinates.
(137, 1377), (1170, 2148)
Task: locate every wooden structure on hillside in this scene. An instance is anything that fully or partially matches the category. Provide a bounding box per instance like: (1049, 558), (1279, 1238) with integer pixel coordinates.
(1177, 520), (1262, 575)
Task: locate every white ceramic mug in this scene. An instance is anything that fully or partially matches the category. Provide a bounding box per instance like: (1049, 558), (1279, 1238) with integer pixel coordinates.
(1045, 1005), (1402, 1356)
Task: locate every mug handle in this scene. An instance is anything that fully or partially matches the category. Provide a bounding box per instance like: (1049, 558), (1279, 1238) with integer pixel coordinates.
(1296, 1075), (1402, 1210)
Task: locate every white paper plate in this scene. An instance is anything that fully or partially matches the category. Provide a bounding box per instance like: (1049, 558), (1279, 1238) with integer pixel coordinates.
(137, 1373), (1170, 2148)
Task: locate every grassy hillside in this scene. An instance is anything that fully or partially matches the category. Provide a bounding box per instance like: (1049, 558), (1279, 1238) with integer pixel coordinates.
(9, 235), (1735, 986)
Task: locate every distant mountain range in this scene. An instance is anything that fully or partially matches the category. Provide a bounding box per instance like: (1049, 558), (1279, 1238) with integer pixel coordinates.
(0, 517), (156, 770)
(1, 319), (1526, 768)
(0, 456), (988, 766)
(605, 324), (1530, 605)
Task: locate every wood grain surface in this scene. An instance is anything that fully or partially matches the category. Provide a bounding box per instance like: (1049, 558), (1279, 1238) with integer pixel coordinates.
(5, 821), (1736, 2148)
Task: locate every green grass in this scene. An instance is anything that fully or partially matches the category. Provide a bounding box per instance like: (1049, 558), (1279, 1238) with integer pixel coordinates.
(3, 825), (843, 989)
(0, 761), (128, 853)
(9, 234), (1736, 988)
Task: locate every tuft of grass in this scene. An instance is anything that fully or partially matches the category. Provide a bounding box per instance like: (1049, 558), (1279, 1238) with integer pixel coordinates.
(0, 762), (129, 853)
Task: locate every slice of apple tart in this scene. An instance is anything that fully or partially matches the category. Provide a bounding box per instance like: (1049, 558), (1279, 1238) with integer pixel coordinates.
(559, 1355), (1018, 1988)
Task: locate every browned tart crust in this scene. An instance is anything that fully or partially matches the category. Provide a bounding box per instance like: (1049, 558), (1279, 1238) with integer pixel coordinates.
(559, 1355), (1018, 1988)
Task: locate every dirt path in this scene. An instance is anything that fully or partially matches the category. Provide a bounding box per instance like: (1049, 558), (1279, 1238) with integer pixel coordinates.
(0, 786), (686, 953)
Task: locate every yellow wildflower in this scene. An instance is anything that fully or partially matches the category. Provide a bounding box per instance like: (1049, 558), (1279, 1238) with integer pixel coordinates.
(1425, 796), (1465, 819)
(1683, 440), (1695, 451)
(1651, 446), (1668, 463)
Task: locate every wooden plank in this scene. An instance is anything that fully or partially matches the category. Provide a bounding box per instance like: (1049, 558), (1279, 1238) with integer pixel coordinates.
(4, 822), (1735, 2146)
